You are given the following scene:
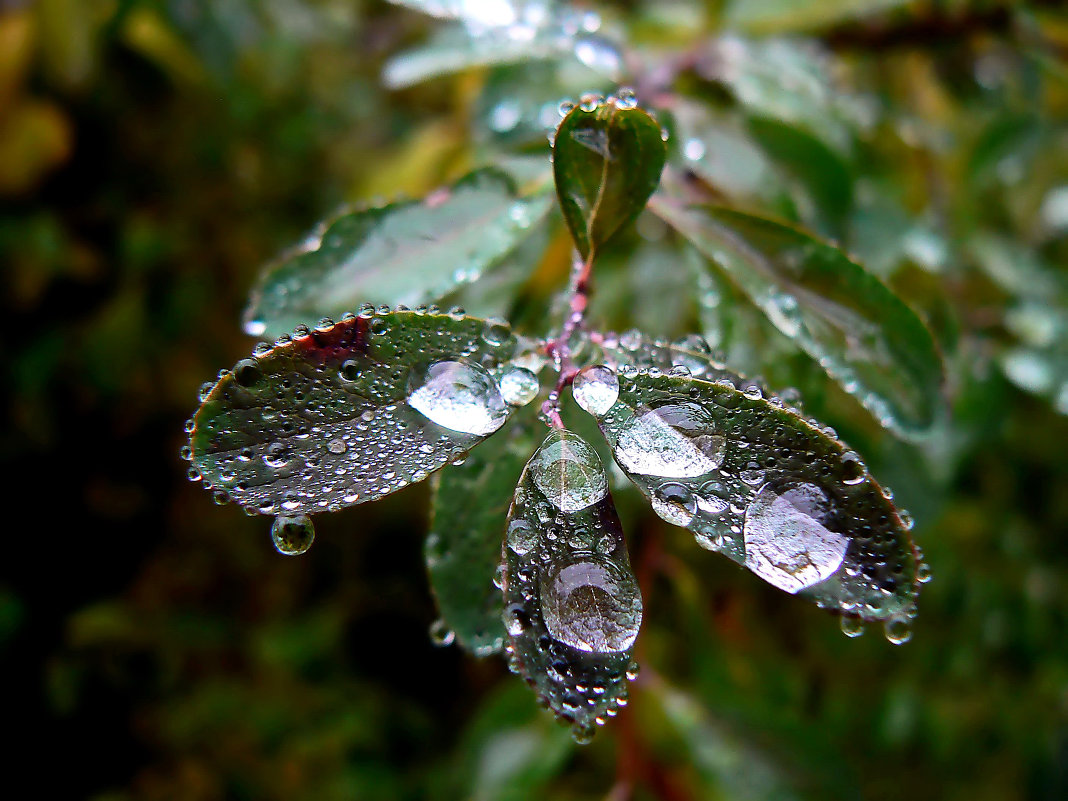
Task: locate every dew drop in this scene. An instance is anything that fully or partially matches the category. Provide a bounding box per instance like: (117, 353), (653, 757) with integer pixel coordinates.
(540, 555), (642, 654)
(572, 365), (619, 417)
(742, 481), (848, 594)
(233, 359), (263, 388)
(326, 438), (347, 455)
(840, 615), (865, 638)
(614, 402), (725, 478)
(500, 367), (540, 406)
(883, 617), (912, 645)
(507, 518), (538, 555)
(651, 482), (697, 527)
(271, 514), (315, 556)
(407, 360), (508, 436)
(531, 431), (608, 513)
(429, 619), (456, 647)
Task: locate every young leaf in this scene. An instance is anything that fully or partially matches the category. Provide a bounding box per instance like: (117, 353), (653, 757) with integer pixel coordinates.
(243, 168), (553, 340)
(650, 198), (944, 437)
(572, 366), (927, 626)
(187, 309), (537, 516)
(426, 407), (543, 656)
(502, 430), (641, 742)
(553, 95), (666, 262)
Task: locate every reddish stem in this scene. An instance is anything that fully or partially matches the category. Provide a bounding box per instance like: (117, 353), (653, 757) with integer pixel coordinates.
(541, 249), (596, 428)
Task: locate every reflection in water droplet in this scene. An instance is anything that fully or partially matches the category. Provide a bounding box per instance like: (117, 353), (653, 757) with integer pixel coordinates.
(507, 518), (537, 554)
(614, 403), (725, 478)
(743, 482), (848, 594)
(883, 617), (912, 645)
(500, 367), (540, 406)
(407, 360), (507, 435)
(840, 615), (865, 638)
(271, 514), (315, 555)
(531, 431), (608, 513)
(540, 555), (642, 653)
(572, 365), (619, 416)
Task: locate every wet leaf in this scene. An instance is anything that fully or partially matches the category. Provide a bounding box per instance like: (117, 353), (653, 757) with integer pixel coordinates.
(427, 407), (543, 656)
(574, 366), (926, 626)
(553, 96), (666, 262)
(502, 430), (641, 742)
(243, 168), (553, 340)
(188, 309), (539, 516)
(649, 199), (944, 437)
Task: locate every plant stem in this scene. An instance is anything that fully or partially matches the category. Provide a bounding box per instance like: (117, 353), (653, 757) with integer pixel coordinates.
(541, 249), (595, 428)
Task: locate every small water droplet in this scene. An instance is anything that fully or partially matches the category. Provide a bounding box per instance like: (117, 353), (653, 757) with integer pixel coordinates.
(883, 617), (912, 645)
(327, 438), (347, 455)
(508, 518), (538, 554)
(572, 365), (619, 417)
(429, 619), (455, 647)
(271, 514), (315, 555)
(651, 483), (697, 527)
(840, 615), (865, 638)
(500, 367), (539, 406)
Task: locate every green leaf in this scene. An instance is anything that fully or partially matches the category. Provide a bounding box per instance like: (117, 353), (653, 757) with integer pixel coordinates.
(426, 407), (543, 656)
(243, 168), (553, 340)
(187, 309), (539, 516)
(572, 366), (927, 626)
(650, 199), (944, 437)
(502, 429), (641, 742)
(553, 96), (666, 262)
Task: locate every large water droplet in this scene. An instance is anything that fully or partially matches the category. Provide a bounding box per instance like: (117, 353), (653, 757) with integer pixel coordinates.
(572, 365), (619, 417)
(407, 360), (507, 436)
(614, 402), (725, 478)
(271, 514), (315, 555)
(531, 431), (608, 513)
(540, 555), (642, 653)
(742, 481), (848, 594)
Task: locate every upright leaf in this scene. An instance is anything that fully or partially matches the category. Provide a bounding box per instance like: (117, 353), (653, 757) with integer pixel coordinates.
(186, 309), (539, 517)
(650, 198), (944, 437)
(502, 430), (641, 742)
(427, 407), (543, 656)
(572, 366), (927, 631)
(553, 95), (666, 262)
(244, 168), (553, 340)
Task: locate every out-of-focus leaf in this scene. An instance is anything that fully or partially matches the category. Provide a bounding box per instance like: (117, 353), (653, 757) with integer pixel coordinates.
(188, 309), (539, 516)
(573, 366), (926, 626)
(388, 0), (526, 27)
(647, 676), (803, 801)
(502, 429), (641, 742)
(650, 197), (944, 437)
(0, 99), (73, 195)
(427, 406), (543, 656)
(243, 168), (553, 339)
(724, 0), (912, 34)
(553, 96), (666, 262)
(747, 115), (854, 235)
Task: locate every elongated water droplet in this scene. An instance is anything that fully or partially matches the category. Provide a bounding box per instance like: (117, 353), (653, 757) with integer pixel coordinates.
(743, 481), (848, 594)
(530, 430), (608, 513)
(271, 514), (315, 555)
(407, 360), (507, 435)
(615, 402), (725, 478)
(572, 365), (619, 416)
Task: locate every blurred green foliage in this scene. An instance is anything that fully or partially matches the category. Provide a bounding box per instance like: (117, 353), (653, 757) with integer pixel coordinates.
(3, 0), (1068, 799)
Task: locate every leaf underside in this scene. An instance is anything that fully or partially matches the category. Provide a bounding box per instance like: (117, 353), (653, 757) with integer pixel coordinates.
(189, 309), (524, 516)
(586, 368), (922, 622)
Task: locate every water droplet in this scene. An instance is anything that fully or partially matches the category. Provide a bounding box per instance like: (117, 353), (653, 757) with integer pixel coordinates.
(264, 442), (290, 468)
(531, 431), (608, 513)
(540, 555), (642, 654)
(883, 617), (912, 645)
(500, 367), (539, 406)
(743, 481), (848, 594)
(572, 365), (619, 417)
(651, 483), (697, 526)
(233, 359), (262, 388)
(429, 619), (455, 647)
(326, 438), (347, 455)
(507, 518), (538, 555)
(481, 318), (510, 346)
(271, 514), (315, 555)
(407, 360), (508, 436)
(840, 615), (865, 638)
(614, 402), (725, 478)
(916, 562), (933, 584)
